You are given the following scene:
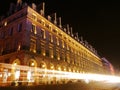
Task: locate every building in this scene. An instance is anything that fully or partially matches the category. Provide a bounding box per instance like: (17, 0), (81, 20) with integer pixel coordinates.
(0, 0), (110, 86)
(101, 57), (115, 75)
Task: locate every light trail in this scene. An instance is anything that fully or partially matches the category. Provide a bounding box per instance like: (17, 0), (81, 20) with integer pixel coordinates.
(0, 63), (120, 84)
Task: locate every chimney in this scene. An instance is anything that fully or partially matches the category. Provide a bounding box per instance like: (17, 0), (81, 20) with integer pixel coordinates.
(16, 0), (22, 11)
(17, 0), (22, 5)
(58, 17), (62, 28)
(47, 15), (51, 21)
(38, 2), (45, 16)
(32, 3), (36, 10)
(75, 32), (79, 40)
(54, 13), (57, 25)
(9, 3), (15, 15)
(67, 24), (70, 35)
(70, 27), (74, 37)
(50, 13), (57, 25)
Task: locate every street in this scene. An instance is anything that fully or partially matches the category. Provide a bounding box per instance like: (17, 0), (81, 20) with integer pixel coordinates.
(0, 81), (120, 90)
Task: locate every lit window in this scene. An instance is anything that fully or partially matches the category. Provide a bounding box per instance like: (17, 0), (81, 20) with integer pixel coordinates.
(71, 48), (73, 52)
(61, 52), (65, 61)
(14, 62), (17, 66)
(62, 40), (64, 48)
(29, 61), (35, 67)
(15, 70), (20, 80)
(27, 71), (32, 81)
(56, 51), (60, 60)
(49, 33), (53, 42)
(66, 53), (70, 63)
(27, 70), (34, 82)
(40, 63), (45, 68)
(31, 24), (37, 34)
(41, 29), (46, 39)
(56, 37), (59, 45)
(49, 48), (53, 58)
(30, 39), (36, 53)
(67, 44), (69, 50)
(58, 67), (61, 71)
(41, 48), (45, 56)
(49, 25), (52, 30)
(51, 66), (54, 69)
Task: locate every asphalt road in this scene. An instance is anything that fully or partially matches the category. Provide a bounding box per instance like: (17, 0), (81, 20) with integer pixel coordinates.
(0, 81), (120, 90)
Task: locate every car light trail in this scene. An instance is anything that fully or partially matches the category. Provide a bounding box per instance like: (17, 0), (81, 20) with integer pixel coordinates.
(0, 63), (120, 85)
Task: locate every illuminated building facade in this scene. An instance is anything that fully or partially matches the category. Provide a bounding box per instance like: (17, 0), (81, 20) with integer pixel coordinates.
(0, 0), (110, 86)
(101, 57), (114, 75)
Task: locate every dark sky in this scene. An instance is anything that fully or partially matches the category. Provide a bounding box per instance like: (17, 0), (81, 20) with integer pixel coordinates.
(0, 0), (120, 70)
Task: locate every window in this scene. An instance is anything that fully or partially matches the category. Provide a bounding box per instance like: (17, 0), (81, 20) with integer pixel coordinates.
(30, 39), (36, 53)
(71, 48), (73, 53)
(49, 33), (53, 42)
(62, 40), (64, 48)
(9, 27), (13, 36)
(5, 42), (10, 52)
(49, 25), (52, 30)
(49, 47), (53, 58)
(66, 53), (70, 63)
(18, 23), (22, 32)
(61, 52), (65, 61)
(31, 24), (37, 34)
(41, 47), (45, 56)
(1, 32), (5, 39)
(56, 50), (60, 60)
(67, 44), (69, 50)
(41, 29), (45, 39)
(14, 40), (18, 51)
(0, 46), (3, 55)
(56, 37), (59, 45)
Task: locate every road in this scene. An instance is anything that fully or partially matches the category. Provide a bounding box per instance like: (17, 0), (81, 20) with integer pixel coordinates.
(0, 81), (120, 90)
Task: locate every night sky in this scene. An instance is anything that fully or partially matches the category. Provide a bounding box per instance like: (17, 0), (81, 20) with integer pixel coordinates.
(0, 0), (120, 71)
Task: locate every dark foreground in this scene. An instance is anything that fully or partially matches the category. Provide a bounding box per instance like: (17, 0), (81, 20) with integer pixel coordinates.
(0, 81), (120, 90)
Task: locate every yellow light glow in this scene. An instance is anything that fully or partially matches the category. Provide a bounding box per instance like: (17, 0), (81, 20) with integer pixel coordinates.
(43, 53), (46, 56)
(14, 62), (17, 66)
(15, 70), (20, 80)
(51, 55), (53, 58)
(42, 65), (45, 68)
(57, 57), (60, 60)
(51, 66), (53, 69)
(0, 63), (120, 84)
(64, 68), (66, 71)
(0, 74), (2, 77)
(8, 73), (11, 76)
(4, 21), (7, 26)
(17, 44), (21, 51)
(31, 62), (34, 66)
(27, 71), (31, 81)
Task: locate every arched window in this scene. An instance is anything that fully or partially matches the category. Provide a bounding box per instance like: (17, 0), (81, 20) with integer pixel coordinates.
(28, 59), (37, 67)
